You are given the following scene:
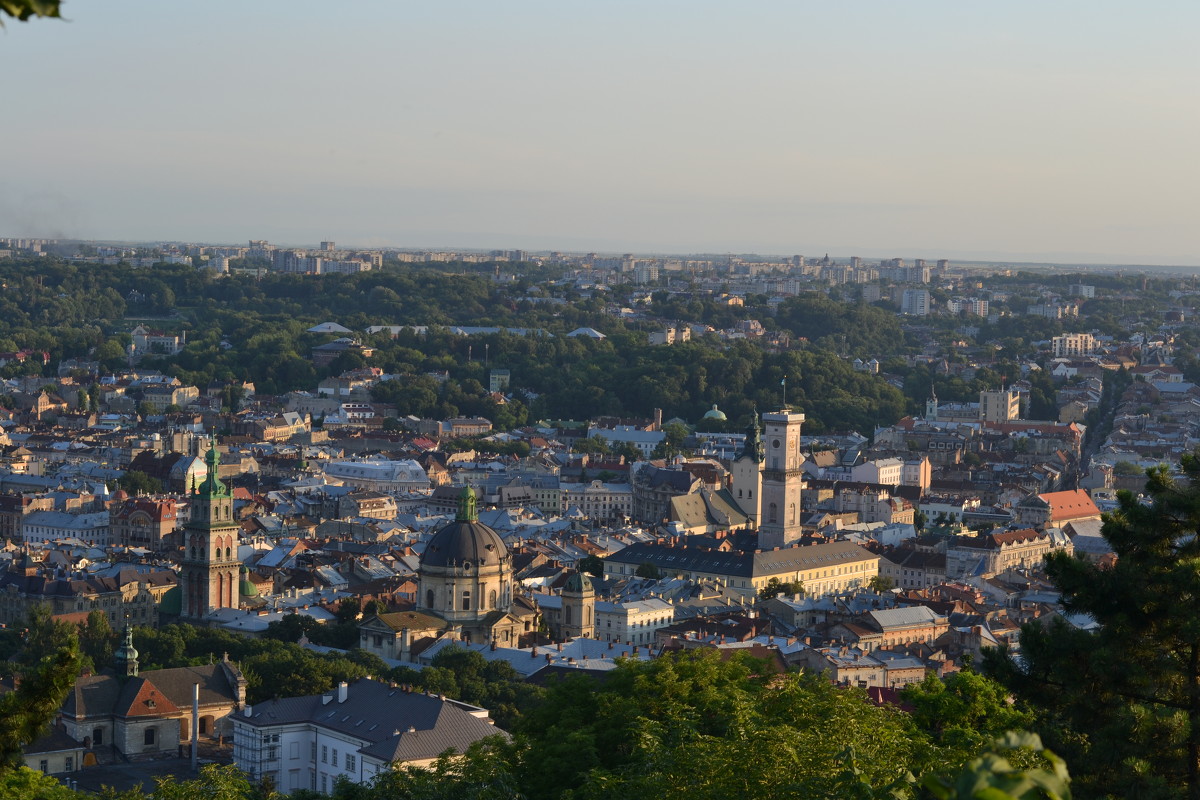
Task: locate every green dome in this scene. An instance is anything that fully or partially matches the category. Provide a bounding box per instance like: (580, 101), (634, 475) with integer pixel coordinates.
(159, 585), (182, 616)
(564, 571), (593, 594)
(702, 404), (727, 421)
(239, 565), (258, 597)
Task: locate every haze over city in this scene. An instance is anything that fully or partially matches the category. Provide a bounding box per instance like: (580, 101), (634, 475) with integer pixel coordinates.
(3, 1), (1198, 265)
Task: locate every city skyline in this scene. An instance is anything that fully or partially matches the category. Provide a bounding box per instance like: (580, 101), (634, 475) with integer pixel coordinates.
(3, 1), (1198, 266)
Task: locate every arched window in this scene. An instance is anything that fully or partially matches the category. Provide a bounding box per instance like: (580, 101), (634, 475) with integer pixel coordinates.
(585, 606), (592, 625)
(489, 590), (497, 609)
(461, 590), (471, 611)
(788, 503), (796, 524)
(565, 605), (573, 625)
(768, 503), (777, 523)
(425, 589), (435, 608)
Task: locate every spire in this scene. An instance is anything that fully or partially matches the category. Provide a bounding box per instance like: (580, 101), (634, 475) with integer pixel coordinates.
(456, 485), (478, 522)
(114, 624), (139, 678)
(739, 410), (764, 463)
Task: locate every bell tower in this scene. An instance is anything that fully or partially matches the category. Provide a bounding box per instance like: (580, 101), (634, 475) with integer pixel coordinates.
(731, 411), (764, 524)
(179, 437), (240, 620)
(758, 409), (805, 550)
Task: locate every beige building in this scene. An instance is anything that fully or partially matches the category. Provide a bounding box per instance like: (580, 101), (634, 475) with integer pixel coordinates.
(603, 539), (878, 598)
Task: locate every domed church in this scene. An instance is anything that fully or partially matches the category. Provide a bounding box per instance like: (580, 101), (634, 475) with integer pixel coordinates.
(414, 487), (536, 646)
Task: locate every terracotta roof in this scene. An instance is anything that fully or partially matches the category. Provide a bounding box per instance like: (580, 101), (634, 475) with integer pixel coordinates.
(1040, 489), (1100, 521)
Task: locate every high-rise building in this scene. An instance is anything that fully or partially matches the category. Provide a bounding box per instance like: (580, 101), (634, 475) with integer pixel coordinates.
(979, 388), (1021, 423)
(758, 409), (805, 550)
(178, 440), (241, 620)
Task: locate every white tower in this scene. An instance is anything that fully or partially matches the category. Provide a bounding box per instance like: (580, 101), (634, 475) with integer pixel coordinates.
(925, 387), (938, 421)
(758, 409), (805, 550)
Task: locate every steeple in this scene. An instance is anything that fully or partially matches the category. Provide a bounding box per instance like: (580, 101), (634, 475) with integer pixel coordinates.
(114, 624), (139, 678)
(738, 410), (765, 463)
(456, 485), (478, 522)
(926, 388), (939, 422)
(195, 434), (228, 498)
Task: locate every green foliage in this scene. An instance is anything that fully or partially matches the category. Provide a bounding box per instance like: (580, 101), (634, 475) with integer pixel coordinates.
(921, 732), (1071, 800)
(78, 610), (116, 670)
(868, 574), (896, 593)
(757, 576), (804, 600)
(515, 651), (930, 800)
(902, 672), (1035, 768)
(0, 639), (82, 774)
(0, 0), (61, 24)
(147, 764), (258, 800)
(577, 555), (604, 578)
(17, 604), (76, 671)
(0, 767), (85, 800)
(634, 562), (661, 579)
(118, 470), (163, 496)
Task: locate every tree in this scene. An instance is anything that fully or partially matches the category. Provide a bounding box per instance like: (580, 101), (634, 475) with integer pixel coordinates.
(985, 454), (1200, 799)
(118, 470), (163, 496)
(0, 767), (84, 800)
(868, 574), (896, 593)
(0, 640), (82, 773)
(0, 0), (62, 25)
(578, 555), (604, 578)
(757, 576), (803, 600)
(78, 610), (115, 670)
(18, 604), (76, 670)
(635, 562), (661, 580)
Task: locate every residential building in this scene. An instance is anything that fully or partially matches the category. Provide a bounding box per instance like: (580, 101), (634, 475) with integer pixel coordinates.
(233, 678), (504, 794)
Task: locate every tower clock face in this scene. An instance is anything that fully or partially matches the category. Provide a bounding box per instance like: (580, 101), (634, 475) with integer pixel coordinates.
(772, 439), (781, 448)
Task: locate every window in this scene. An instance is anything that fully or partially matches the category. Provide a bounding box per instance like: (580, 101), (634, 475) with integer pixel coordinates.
(346, 753), (356, 773)
(322, 745), (328, 763)
(426, 589), (435, 608)
(311, 742), (317, 761)
(65, 757), (73, 771)
(144, 728), (156, 746)
(39, 760), (48, 774)
(331, 749), (338, 767)
(321, 774), (327, 792)
(461, 590), (470, 611)
(94, 728), (104, 746)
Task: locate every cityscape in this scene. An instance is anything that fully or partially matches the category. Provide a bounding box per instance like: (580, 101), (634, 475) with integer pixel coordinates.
(3, 2), (1200, 800)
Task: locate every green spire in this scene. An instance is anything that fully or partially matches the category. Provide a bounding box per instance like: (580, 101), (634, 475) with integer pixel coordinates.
(197, 434), (228, 498)
(115, 624), (139, 678)
(456, 485), (478, 522)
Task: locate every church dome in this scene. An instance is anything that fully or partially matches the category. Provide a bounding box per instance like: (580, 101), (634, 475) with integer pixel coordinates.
(159, 585), (182, 616)
(702, 404), (727, 421)
(563, 571), (593, 594)
(239, 565), (258, 597)
(420, 486), (508, 569)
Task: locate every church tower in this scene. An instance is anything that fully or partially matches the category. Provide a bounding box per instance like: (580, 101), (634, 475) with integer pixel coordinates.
(925, 387), (938, 421)
(731, 411), (764, 524)
(179, 438), (240, 620)
(561, 571), (595, 640)
(757, 409), (805, 550)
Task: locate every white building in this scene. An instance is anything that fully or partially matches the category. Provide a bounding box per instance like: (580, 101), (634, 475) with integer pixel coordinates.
(322, 458), (431, 493)
(850, 457), (904, 486)
(901, 289), (930, 316)
(561, 480), (633, 523)
(595, 597), (674, 645)
(233, 678), (504, 795)
(22, 511), (110, 547)
(1051, 333), (1097, 358)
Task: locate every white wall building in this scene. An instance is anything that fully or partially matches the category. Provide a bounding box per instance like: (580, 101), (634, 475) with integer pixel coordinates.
(233, 678), (503, 795)
(322, 458), (431, 493)
(22, 511), (110, 547)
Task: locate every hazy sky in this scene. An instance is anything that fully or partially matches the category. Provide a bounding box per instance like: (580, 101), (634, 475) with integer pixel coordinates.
(2, 1), (1198, 264)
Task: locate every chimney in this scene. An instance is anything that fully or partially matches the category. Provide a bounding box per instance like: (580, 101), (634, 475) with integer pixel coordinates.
(337, 682), (348, 703)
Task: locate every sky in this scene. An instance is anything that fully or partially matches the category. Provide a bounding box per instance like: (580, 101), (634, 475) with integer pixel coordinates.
(2, 1), (1198, 265)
